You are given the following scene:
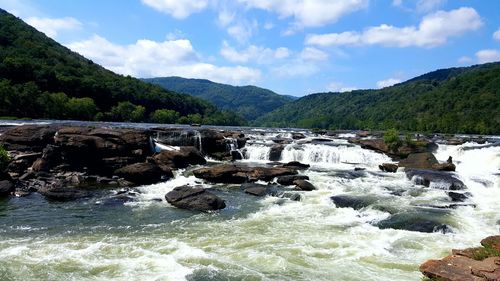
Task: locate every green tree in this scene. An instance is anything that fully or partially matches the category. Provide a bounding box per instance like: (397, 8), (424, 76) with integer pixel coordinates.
(0, 145), (10, 172)
(66, 97), (98, 120)
(109, 101), (144, 122)
(150, 109), (180, 124)
(383, 129), (402, 152)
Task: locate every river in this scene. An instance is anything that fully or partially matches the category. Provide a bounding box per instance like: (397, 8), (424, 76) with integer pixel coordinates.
(0, 120), (498, 280)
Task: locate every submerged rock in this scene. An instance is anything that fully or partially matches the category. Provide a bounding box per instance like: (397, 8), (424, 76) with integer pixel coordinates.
(165, 185), (225, 212)
(276, 175), (309, 185)
(447, 191), (471, 202)
(241, 183), (282, 197)
(376, 211), (452, 233)
(193, 164), (297, 184)
(405, 169), (466, 190)
(0, 180), (14, 196)
(114, 162), (169, 185)
(331, 195), (376, 210)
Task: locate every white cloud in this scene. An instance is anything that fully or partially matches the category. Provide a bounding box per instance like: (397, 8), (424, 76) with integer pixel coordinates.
(220, 42), (290, 64)
(306, 7), (482, 48)
(392, 0), (403, 7)
(141, 0), (209, 19)
(25, 16), (82, 38)
(493, 29), (500, 41)
(238, 0), (368, 28)
(327, 82), (357, 92)
(227, 20), (257, 43)
(299, 47), (329, 61)
(475, 49), (500, 64)
(272, 62), (319, 77)
(376, 78), (401, 88)
(457, 56), (473, 64)
(416, 0), (446, 13)
(67, 35), (261, 85)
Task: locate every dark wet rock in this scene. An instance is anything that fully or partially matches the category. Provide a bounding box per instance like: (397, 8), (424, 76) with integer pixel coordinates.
(230, 150), (243, 161)
(447, 191), (471, 202)
(153, 146), (206, 169)
(331, 195), (376, 210)
(0, 180), (13, 196)
(165, 185), (225, 212)
(330, 169), (366, 180)
(114, 162), (169, 185)
(399, 152), (439, 170)
(269, 144), (285, 161)
(379, 163), (398, 173)
(349, 138), (437, 158)
(241, 183), (284, 197)
(271, 138), (292, 144)
(405, 169), (466, 190)
(311, 138), (332, 143)
(282, 161), (310, 170)
(293, 180), (316, 191)
(193, 164), (297, 184)
(291, 133), (306, 140)
(432, 162), (456, 172)
(376, 211), (452, 233)
(38, 179), (89, 200)
(354, 167), (366, 171)
(287, 193), (302, 201)
(277, 175), (309, 185)
(0, 125), (59, 151)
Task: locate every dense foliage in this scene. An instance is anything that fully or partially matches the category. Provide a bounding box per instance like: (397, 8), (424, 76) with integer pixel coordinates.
(144, 77), (294, 121)
(256, 62), (500, 134)
(0, 145), (9, 172)
(0, 9), (246, 126)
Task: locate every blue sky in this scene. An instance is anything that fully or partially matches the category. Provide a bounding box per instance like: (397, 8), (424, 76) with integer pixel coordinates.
(1, 0), (500, 96)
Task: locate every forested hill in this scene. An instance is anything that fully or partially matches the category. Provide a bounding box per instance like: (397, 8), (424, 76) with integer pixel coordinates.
(255, 62), (500, 134)
(143, 77), (293, 121)
(0, 9), (245, 125)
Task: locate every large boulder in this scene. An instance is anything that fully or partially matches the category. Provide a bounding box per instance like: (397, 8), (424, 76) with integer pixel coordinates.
(277, 175), (309, 185)
(405, 169), (466, 190)
(54, 127), (152, 173)
(165, 185), (225, 212)
(379, 163), (398, 173)
(0, 125), (59, 151)
(153, 146), (206, 169)
(0, 180), (13, 196)
(114, 162), (168, 185)
(193, 164), (298, 184)
(269, 144), (285, 161)
(398, 152), (439, 170)
(293, 180), (316, 191)
(331, 195), (377, 210)
(350, 138), (437, 158)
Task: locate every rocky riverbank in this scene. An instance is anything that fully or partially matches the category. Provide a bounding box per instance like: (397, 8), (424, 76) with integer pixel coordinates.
(420, 235), (500, 280)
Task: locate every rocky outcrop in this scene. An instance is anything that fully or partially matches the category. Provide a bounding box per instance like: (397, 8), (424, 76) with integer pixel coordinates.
(282, 161), (310, 170)
(405, 169), (466, 190)
(114, 162), (169, 185)
(420, 236), (500, 281)
(277, 175), (309, 185)
(379, 163), (398, 173)
(349, 138), (437, 158)
(293, 180), (316, 191)
(432, 162), (456, 172)
(165, 185), (225, 212)
(398, 152), (439, 170)
(0, 125), (59, 151)
(193, 164), (298, 184)
(153, 146), (206, 170)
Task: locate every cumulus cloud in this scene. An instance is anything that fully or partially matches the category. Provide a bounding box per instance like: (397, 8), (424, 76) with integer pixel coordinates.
(220, 42), (290, 64)
(238, 0), (368, 28)
(272, 62), (319, 77)
(493, 29), (500, 41)
(475, 49), (500, 64)
(376, 78), (402, 88)
(306, 7), (482, 48)
(299, 47), (329, 61)
(327, 82), (357, 92)
(141, 0), (209, 19)
(25, 16), (82, 38)
(67, 35), (261, 84)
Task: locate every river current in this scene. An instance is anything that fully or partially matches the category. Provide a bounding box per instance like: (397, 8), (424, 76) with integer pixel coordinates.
(0, 121), (498, 281)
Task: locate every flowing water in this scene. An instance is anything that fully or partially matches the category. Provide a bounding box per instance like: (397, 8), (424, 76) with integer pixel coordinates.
(0, 123), (499, 281)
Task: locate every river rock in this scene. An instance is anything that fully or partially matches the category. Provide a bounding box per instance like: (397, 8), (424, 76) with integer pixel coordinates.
(291, 133), (306, 140)
(165, 185), (225, 212)
(0, 180), (13, 196)
(420, 255), (500, 281)
(405, 169), (466, 190)
(38, 185), (89, 200)
(447, 191), (470, 202)
(376, 211), (452, 233)
(331, 195), (376, 210)
(379, 163), (398, 173)
(350, 138), (437, 158)
(481, 235), (500, 249)
(153, 146), (206, 169)
(282, 161), (310, 170)
(114, 162), (168, 185)
(241, 183), (283, 197)
(293, 180), (316, 191)
(193, 164), (298, 184)
(398, 152), (439, 170)
(269, 144), (285, 161)
(277, 175), (309, 185)
(432, 162), (456, 172)
(0, 125), (59, 151)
